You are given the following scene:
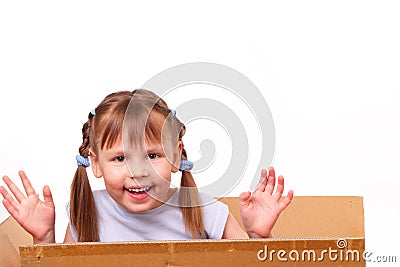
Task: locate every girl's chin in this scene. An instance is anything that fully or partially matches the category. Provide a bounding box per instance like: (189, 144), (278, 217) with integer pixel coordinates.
(125, 198), (164, 213)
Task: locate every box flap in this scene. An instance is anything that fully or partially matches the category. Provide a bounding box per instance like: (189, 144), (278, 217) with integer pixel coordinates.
(0, 216), (33, 267)
(0, 234), (20, 267)
(0, 216), (33, 249)
(20, 238), (365, 267)
(219, 196), (364, 238)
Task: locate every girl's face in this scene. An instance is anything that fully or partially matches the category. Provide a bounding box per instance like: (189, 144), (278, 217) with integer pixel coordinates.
(90, 137), (182, 213)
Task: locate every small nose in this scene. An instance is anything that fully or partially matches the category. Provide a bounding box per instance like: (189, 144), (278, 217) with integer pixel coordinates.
(126, 160), (149, 179)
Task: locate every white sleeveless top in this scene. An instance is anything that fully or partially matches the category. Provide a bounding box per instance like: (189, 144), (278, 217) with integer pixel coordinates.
(67, 189), (229, 242)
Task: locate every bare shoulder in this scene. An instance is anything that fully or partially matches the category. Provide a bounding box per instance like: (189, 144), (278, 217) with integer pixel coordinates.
(63, 224), (76, 243)
(221, 212), (249, 239)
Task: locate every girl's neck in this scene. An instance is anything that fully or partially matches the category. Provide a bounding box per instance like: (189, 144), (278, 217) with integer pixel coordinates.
(151, 187), (178, 209)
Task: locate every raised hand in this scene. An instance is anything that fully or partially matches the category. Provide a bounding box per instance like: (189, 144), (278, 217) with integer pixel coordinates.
(0, 171), (55, 244)
(240, 167), (293, 238)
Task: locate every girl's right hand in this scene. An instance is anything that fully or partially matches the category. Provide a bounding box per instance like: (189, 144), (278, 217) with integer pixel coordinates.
(0, 171), (55, 244)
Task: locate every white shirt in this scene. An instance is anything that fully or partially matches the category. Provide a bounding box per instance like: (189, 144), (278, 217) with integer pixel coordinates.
(67, 189), (229, 242)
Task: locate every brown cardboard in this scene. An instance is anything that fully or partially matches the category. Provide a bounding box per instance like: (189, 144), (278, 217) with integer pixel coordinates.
(219, 196), (365, 238)
(0, 234), (20, 267)
(19, 238), (365, 267)
(1, 196), (365, 266)
(0, 216), (32, 267)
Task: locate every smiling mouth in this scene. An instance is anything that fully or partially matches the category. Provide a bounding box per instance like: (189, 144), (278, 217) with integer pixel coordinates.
(125, 187), (150, 193)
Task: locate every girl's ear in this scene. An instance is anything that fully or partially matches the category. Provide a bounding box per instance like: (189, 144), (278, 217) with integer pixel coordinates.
(89, 149), (103, 178)
(171, 141), (183, 173)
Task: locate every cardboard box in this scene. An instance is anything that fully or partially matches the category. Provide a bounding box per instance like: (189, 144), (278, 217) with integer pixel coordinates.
(0, 216), (32, 267)
(0, 196), (365, 266)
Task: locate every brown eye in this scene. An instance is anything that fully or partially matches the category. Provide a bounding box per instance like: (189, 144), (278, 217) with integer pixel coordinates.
(115, 156), (125, 162)
(147, 153), (158, 160)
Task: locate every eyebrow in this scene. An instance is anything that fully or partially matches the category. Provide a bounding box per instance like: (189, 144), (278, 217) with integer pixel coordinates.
(103, 149), (125, 156)
(145, 143), (163, 151)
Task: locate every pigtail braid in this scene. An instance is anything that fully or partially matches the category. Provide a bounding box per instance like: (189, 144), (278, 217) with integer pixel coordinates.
(178, 135), (206, 238)
(70, 114), (99, 242)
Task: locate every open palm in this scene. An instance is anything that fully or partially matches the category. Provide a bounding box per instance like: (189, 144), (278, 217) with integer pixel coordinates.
(240, 167), (293, 238)
(0, 171), (55, 243)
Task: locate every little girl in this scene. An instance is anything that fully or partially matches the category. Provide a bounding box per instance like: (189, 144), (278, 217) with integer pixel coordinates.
(0, 89), (293, 243)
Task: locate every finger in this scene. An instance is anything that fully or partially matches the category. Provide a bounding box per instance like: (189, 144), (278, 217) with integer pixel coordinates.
(239, 191), (252, 209)
(43, 185), (55, 208)
(19, 170), (36, 196)
(0, 185), (7, 199)
(2, 176), (26, 203)
(255, 169), (268, 192)
(279, 190), (294, 212)
(2, 199), (20, 220)
(0, 186), (20, 214)
(273, 175), (285, 201)
(265, 166), (276, 195)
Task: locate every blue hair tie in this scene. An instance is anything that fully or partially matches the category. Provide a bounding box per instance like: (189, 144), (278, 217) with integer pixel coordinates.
(91, 108), (96, 116)
(179, 160), (193, 171)
(170, 109), (176, 118)
(76, 155), (90, 167)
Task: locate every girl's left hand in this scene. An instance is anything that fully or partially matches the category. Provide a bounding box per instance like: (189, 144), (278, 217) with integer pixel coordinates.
(239, 166), (293, 238)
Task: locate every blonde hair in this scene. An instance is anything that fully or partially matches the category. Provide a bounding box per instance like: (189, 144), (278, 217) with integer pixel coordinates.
(70, 89), (205, 241)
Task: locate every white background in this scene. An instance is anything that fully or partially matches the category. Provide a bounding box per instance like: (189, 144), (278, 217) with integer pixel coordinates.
(0, 1), (399, 265)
